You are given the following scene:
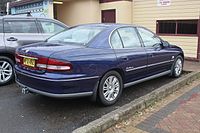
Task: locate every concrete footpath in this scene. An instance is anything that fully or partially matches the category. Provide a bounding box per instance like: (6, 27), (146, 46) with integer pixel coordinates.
(105, 61), (200, 133)
(184, 60), (200, 72)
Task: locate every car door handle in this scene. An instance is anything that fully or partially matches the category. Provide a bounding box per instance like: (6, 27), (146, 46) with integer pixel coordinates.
(7, 37), (18, 41)
(121, 56), (129, 61)
(148, 53), (154, 57)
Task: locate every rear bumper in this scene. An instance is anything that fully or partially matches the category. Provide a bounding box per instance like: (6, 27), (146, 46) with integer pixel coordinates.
(16, 80), (93, 98)
(15, 66), (99, 98)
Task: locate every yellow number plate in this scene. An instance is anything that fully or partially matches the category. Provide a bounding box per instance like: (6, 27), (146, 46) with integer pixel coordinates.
(23, 57), (35, 67)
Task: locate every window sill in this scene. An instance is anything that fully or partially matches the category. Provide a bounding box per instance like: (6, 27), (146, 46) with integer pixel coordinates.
(157, 34), (198, 37)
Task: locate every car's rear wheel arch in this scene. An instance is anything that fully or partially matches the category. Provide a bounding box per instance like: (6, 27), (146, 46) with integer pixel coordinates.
(90, 68), (124, 103)
(0, 53), (15, 63)
(95, 68), (124, 96)
(97, 70), (123, 106)
(100, 68), (125, 84)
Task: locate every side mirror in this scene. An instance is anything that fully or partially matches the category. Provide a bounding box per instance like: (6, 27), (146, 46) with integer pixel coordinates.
(162, 41), (170, 47)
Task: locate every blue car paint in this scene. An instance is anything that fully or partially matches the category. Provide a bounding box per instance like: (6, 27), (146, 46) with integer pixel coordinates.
(15, 24), (184, 98)
(113, 47), (148, 83)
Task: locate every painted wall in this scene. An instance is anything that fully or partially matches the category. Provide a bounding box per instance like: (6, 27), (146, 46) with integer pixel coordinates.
(10, 0), (53, 18)
(56, 0), (100, 26)
(100, 1), (132, 24)
(132, 0), (200, 58)
(162, 36), (199, 58)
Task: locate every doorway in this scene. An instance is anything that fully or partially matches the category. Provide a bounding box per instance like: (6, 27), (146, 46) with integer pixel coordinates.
(101, 9), (116, 23)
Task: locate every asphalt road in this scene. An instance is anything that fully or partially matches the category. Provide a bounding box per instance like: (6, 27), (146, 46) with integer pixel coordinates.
(0, 75), (178, 133)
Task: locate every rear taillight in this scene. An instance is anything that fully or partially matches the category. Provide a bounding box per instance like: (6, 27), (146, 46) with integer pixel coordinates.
(15, 53), (23, 63)
(15, 53), (72, 72)
(47, 58), (72, 71)
(37, 57), (72, 72)
(36, 57), (48, 70)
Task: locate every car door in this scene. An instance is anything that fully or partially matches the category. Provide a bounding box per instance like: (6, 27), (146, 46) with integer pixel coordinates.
(137, 27), (174, 76)
(110, 27), (148, 83)
(4, 18), (44, 52)
(37, 19), (66, 40)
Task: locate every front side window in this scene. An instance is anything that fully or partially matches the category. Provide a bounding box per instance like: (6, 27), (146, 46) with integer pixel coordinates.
(110, 30), (123, 49)
(39, 21), (65, 34)
(48, 26), (104, 44)
(118, 27), (141, 48)
(137, 27), (162, 48)
(4, 20), (38, 33)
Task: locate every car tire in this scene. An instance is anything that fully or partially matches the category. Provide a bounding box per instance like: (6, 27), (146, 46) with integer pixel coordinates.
(171, 55), (183, 78)
(0, 56), (14, 86)
(97, 71), (123, 106)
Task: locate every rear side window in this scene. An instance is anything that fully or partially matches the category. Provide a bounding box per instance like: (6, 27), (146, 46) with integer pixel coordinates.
(4, 20), (38, 33)
(39, 20), (65, 34)
(110, 30), (123, 49)
(0, 20), (3, 33)
(118, 27), (141, 48)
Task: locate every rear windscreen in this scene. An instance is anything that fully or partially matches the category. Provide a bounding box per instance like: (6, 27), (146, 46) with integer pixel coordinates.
(48, 26), (105, 45)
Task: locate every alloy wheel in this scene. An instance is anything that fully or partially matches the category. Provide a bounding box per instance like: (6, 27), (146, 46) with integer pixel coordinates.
(0, 61), (13, 83)
(102, 75), (120, 102)
(174, 58), (183, 76)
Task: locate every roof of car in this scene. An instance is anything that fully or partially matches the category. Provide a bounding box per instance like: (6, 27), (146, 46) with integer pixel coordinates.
(74, 23), (139, 29)
(0, 15), (53, 20)
(0, 15), (69, 28)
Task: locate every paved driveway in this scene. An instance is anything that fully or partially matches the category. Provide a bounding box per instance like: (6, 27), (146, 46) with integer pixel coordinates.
(0, 75), (175, 133)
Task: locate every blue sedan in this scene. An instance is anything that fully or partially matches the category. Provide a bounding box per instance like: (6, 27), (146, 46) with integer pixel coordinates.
(15, 24), (184, 106)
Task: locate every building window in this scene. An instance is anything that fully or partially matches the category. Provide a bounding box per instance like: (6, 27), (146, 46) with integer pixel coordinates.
(157, 20), (198, 36)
